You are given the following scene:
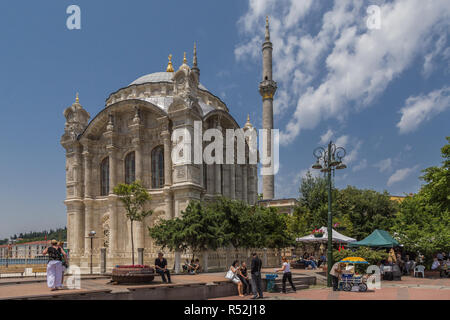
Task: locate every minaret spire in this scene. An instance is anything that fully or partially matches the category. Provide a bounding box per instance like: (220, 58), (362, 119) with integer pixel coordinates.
(259, 16), (277, 200)
(193, 42), (198, 67)
(192, 42), (200, 81)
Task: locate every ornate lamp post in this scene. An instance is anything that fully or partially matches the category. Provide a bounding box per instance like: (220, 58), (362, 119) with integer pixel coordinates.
(312, 141), (347, 287)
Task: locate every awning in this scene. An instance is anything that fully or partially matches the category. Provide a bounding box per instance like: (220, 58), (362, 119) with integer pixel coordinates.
(295, 227), (357, 243)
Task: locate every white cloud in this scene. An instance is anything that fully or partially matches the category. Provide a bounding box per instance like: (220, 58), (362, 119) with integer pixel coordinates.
(397, 85), (450, 134)
(352, 159), (367, 172)
(319, 129), (334, 144)
(236, 0), (450, 145)
(375, 158), (393, 173)
(422, 33), (450, 77)
(387, 166), (419, 187)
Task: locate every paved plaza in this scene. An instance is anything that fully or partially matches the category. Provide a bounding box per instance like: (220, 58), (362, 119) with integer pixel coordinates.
(0, 268), (449, 300)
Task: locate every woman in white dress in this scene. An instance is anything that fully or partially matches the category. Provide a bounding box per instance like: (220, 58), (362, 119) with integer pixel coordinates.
(229, 260), (244, 297)
(43, 240), (67, 291)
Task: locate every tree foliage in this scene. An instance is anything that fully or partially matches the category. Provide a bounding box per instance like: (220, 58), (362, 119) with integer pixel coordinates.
(114, 181), (153, 265)
(392, 137), (450, 257)
(289, 171), (397, 240)
(148, 198), (293, 256)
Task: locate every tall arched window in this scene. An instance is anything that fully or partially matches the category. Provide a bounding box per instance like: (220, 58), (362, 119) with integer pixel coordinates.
(151, 146), (164, 188)
(100, 157), (109, 196)
(125, 152), (135, 184)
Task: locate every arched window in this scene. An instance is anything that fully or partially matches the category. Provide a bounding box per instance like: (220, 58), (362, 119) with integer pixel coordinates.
(125, 152), (135, 184)
(100, 157), (109, 196)
(151, 146), (165, 188)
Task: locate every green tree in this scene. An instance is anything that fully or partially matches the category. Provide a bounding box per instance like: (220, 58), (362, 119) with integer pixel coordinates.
(149, 201), (226, 260)
(114, 181), (152, 265)
(392, 137), (450, 260)
(210, 198), (255, 250)
(334, 187), (398, 239)
(149, 217), (185, 253)
(256, 206), (294, 250)
(178, 201), (225, 259)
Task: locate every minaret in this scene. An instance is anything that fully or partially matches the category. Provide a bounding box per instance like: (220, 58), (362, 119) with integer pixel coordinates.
(192, 42), (200, 81)
(259, 16), (277, 200)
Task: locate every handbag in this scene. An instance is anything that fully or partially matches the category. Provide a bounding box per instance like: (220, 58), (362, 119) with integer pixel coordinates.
(225, 269), (235, 280)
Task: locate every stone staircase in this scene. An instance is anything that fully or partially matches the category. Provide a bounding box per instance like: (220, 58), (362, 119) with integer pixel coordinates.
(264, 274), (316, 293)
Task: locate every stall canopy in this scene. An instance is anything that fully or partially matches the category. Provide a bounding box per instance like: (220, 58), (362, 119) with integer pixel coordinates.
(295, 227), (356, 243)
(348, 229), (399, 248)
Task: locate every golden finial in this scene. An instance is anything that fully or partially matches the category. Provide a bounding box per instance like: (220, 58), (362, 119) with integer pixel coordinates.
(183, 52), (187, 64)
(75, 92), (79, 103)
(247, 114), (250, 122)
(166, 54), (174, 72)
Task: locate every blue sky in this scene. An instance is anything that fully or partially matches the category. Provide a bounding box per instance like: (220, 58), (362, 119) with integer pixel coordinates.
(0, 0), (449, 238)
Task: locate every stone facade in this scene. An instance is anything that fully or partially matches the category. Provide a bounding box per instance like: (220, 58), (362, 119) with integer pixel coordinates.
(61, 55), (259, 272)
(61, 19), (279, 273)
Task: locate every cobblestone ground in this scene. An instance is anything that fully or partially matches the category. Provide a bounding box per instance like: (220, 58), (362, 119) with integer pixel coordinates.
(212, 275), (450, 300)
(0, 271), (448, 300)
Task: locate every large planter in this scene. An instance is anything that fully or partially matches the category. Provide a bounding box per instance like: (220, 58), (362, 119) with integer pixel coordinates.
(112, 266), (155, 284)
(313, 233), (324, 238)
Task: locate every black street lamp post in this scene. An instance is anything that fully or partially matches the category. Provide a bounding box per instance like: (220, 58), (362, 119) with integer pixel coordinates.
(312, 141), (347, 287)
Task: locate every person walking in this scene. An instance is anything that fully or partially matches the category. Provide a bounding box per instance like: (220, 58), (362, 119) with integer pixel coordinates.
(42, 240), (67, 291)
(276, 257), (296, 293)
(250, 253), (263, 299)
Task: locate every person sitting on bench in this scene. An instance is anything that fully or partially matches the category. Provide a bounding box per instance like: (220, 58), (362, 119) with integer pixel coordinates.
(191, 259), (201, 274)
(155, 252), (171, 283)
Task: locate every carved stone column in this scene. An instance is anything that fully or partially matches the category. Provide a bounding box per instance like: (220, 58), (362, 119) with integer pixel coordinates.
(108, 196), (118, 256)
(134, 141), (143, 182)
(84, 199), (94, 255)
(215, 164), (222, 195)
(230, 165), (236, 200)
(242, 165), (248, 203)
(83, 151), (93, 198)
(162, 130), (172, 186)
(107, 147), (117, 194)
(164, 189), (174, 219)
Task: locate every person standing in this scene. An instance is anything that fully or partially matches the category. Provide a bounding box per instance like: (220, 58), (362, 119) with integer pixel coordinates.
(58, 241), (68, 285)
(276, 257), (296, 293)
(155, 252), (171, 283)
(43, 240), (67, 291)
(329, 262), (345, 291)
(250, 253), (263, 299)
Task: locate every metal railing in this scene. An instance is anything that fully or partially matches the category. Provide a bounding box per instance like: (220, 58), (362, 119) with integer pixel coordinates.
(0, 256), (48, 266)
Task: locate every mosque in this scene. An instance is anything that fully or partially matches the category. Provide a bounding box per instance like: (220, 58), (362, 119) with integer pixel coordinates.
(61, 18), (282, 271)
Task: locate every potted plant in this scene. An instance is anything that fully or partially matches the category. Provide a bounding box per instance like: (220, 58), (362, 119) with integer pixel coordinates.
(312, 229), (324, 238)
(111, 181), (155, 284)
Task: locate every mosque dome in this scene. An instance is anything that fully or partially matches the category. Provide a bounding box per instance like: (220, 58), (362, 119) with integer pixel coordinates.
(129, 71), (209, 92)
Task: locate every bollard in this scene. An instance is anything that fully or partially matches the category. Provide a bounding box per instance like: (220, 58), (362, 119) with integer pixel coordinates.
(138, 248), (144, 266)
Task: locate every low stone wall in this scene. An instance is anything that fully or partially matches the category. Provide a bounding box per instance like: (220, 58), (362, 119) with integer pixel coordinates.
(71, 247), (283, 274)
